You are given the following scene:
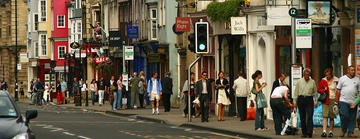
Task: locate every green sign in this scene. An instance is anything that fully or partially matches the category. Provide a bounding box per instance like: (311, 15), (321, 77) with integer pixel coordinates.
(288, 8), (298, 17)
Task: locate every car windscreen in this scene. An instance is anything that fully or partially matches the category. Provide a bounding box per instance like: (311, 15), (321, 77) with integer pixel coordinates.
(0, 96), (17, 118)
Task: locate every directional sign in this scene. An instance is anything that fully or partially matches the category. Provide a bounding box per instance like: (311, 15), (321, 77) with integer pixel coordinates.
(124, 46), (134, 60)
(296, 19), (312, 49)
(70, 42), (80, 49)
(289, 8), (298, 17)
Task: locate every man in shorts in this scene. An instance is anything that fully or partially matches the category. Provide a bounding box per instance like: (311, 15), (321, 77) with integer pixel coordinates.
(147, 72), (162, 115)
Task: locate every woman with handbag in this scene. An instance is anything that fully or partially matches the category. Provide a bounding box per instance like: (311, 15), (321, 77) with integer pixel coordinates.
(216, 71), (231, 121)
(317, 68), (338, 138)
(252, 70), (268, 131)
(90, 79), (97, 106)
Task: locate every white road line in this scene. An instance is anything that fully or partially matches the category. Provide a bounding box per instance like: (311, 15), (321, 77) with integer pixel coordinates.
(63, 132), (75, 136)
(78, 135), (92, 139)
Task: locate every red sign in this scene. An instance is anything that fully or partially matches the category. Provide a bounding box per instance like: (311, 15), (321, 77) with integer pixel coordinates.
(95, 57), (110, 63)
(176, 17), (191, 32)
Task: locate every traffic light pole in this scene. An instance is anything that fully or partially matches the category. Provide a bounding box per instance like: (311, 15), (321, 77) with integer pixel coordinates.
(188, 55), (202, 122)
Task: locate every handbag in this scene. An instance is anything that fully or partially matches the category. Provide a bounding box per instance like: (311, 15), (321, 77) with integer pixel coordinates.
(256, 91), (267, 108)
(318, 89), (327, 103)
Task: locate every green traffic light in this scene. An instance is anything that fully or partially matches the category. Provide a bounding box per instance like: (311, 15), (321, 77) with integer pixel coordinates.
(199, 44), (205, 50)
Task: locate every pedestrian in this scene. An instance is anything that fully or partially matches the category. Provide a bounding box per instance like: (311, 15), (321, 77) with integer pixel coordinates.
(294, 68), (318, 138)
(116, 76), (124, 109)
(233, 71), (250, 121)
(60, 78), (67, 104)
(20, 82), (24, 99)
(216, 71), (231, 121)
(73, 77), (81, 106)
(317, 68), (338, 138)
(196, 71), (212, 122)
(81, 80), (88, 106)
(162, 72), (173, 112)
(97, 77), (106, 106)
(30, 80), (35, 104)
(89, 79), (97, 106)
(271, 73), (287, 95)
(182, 72), (196, 118)
(147, 72), (162, 115)
(139, 71), (146, 108)
(270, 85), (291, 135)
(34, 78), (45, 105)
(252, 70), (268, 131)
(336, 66), (358, 138)
(108, 76), (117, 110)
(130, 72), (141, 109)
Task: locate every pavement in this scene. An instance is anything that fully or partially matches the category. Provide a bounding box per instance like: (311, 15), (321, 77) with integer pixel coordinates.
(20, 98), (360, 139)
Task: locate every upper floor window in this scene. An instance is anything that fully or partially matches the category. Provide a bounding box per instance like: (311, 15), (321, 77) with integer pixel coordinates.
(40, 34), (47, 56)
(150, 8), (157, 40)
(57, 15), (65, 28)
(34, 42), (39, 57)
(40, 0), (46, 21)
(34, 14), (38, 31)
(58, 46), (66, 59)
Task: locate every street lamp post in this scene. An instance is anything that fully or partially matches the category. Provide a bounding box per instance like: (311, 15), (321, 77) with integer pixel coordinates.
(15, 0), (19, 101)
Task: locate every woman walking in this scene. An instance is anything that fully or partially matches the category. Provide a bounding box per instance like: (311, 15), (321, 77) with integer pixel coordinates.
(90, 79), (97, 106)
(318, 68), (338, 137)
(216, 71), (231, 121)
(252, 70), (268, 131)
(270, 85), (292, 135)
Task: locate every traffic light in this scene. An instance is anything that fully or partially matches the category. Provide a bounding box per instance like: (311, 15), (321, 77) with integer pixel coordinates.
(188, 33), (195, 52)
(195, 22), (209, 54)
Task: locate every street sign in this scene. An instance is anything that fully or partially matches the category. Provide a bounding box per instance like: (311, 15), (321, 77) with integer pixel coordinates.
(95, 57), (110, 63)
(127, 26), (139, 39)
(122, 73), (129, 91)
(19, 53), (28, 63)
(289, 8), (298, 17)
(290, 64), (302, 99)
(70, 42), (80, 49)
(124, 46), (134, 60)
(231, 17), (247, 35)
(175, 17), (191, 32)
(295, 19), (312, 49)
(17, 64), (21, 70)
(109, 31), (121, 47)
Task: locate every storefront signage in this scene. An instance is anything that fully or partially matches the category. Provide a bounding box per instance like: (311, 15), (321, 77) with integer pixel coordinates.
(109, 31), (121, 47)
(148, 54), (161, 63)
(295, 19), (312, 49)
(355, 29), (360, 57)
(175, 17), (191, 32)
(124, 46), (134, 60)
(75, 49), (87, 58)
(231, 17), (246, 35)
(290, 64), (303, 98)
(127, 26), (139, 39)
(20, 53), (28, 63)
(95, 57), (110, 63)
(70, 42), (80, 49)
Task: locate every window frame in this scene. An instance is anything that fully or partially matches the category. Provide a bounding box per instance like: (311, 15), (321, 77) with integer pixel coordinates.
(34, 14), (39, 31)
(34, 42), (39, 58)
(40, 34), (47, 56)
(58, 46), (66, 59)
(40, 0), (46, 22)
(57, 15), (65, 28)
(149, 8), (158, 40)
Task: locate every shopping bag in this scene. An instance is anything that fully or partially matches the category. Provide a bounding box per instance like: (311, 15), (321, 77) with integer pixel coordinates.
(256, 91), (267, 108)
(122, 98), (127, 105)
(290, 111), (298, 128)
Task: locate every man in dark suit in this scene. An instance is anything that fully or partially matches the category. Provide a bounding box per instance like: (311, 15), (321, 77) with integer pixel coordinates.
(196, 71), (212, 122)
(162, 72), (173, 112)
(271, 73), (286, 95)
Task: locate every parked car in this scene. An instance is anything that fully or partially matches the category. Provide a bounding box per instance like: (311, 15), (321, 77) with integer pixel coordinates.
(0, 90), (37, 139)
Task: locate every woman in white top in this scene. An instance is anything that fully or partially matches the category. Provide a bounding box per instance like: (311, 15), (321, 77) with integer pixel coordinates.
(270, 85), (292, 135)
(81, 80), (88, 106)
(89, 79), (97, 106)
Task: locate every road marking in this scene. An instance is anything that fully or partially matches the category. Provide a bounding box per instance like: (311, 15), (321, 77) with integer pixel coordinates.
(32, 121), (153, 124)
(209, 132), (245, 139)
(63, 132), (75, 136)
(78, 135), (92, 139)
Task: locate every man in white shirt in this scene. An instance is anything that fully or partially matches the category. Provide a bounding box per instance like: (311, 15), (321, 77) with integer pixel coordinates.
(233, 72), (250, 121)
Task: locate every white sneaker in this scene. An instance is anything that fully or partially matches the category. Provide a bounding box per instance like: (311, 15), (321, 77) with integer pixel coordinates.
(156, 111), (159, 115)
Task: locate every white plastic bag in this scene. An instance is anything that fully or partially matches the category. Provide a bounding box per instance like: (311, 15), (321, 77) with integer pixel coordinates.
(122, 98), (127, 105)
(290, 111), (298, 128)
(192, 97), (199, 104)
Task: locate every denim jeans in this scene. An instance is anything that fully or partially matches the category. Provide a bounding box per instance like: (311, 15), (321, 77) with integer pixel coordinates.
(113, 92), (118, 109)
(270, 98), (290, 135)
(255, 107), (265, 129)
(91, 91), (96, 105)
(118, 89), (122, 109)
(339, 101), (358, 135)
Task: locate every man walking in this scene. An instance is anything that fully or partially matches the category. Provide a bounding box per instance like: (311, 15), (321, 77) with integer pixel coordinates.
(73, 77), (81, 106)
(233, 72), (250, 121)
(294, 68), (318, 138)
(130, 72), (141, 108)
(336, 66), (359, 138)
(196, 71), (212, 122)
(162, 72), (173, 112)
(147, 72), (162, 115)
(97, 77), (106, 106)
(34, 78), (45, 105)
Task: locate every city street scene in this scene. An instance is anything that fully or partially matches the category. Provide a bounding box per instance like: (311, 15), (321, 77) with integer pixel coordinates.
(2, 0), (360, 139)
